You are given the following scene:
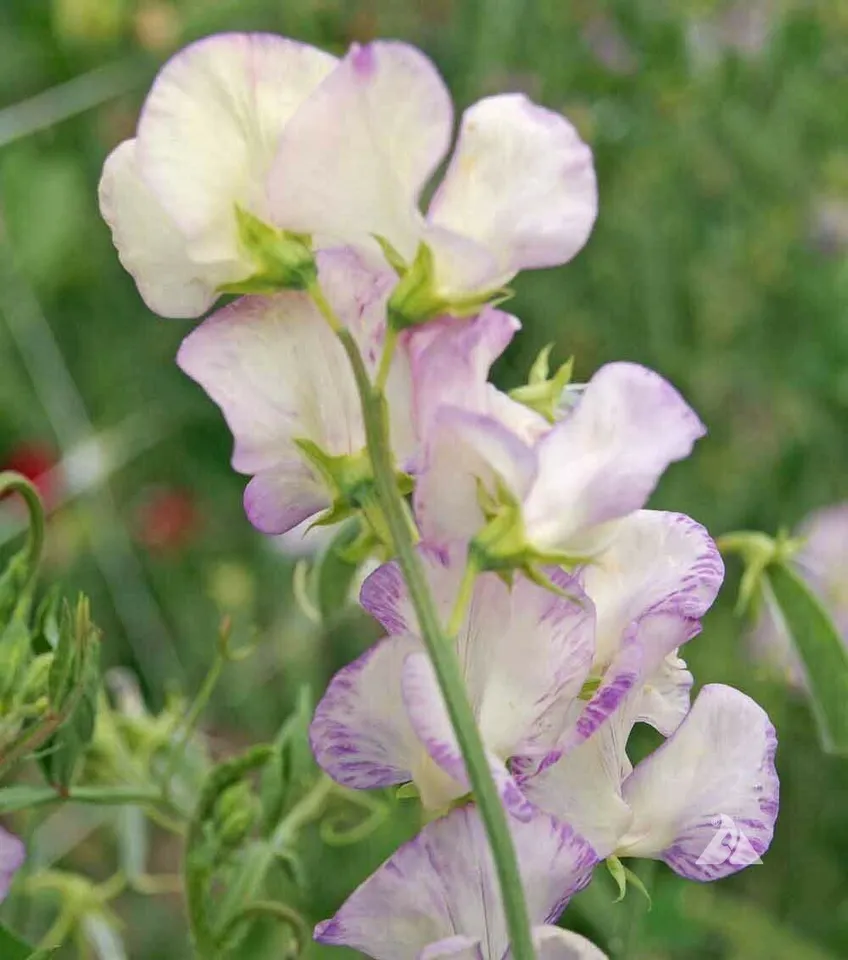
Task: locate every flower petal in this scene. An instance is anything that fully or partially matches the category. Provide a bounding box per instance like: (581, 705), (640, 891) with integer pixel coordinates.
(619, 684), (779, 880)
(420, 937), (484, 960)
(314, 804), (597, 960)
(98, 141), (230, 318)
(137, 33), (336, 248)
(401, 651), (534, 818)
(632, 651), (693, 737)
(521, 364), (706, 554)
(0, 827), (24, 903)
(427, 94), (597, 291)
(243, 464), (327, 535)
(269, 41), (452, 260)
(310, 635), (423, 789)
(530, 926), (610, 960)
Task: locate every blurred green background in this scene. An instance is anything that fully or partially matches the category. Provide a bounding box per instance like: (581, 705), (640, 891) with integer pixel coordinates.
(0, 0), (847, 957)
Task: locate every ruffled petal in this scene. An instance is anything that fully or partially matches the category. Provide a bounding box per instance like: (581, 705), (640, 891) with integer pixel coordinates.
(632, 651), (693, 737)
(619, 684), (779, 880)
(314, 804), (597, 960)
(428, 94), (597, 292)
(529, 926), (610, 960)
(98, 140), (231, 318)
(136, 33), (336, 250)
(243, 464), (327, 535)
(269, 41), (452, 260)
(401, 652), (534, 818)
(521, 364), (706, 554)
(310, 635), (422, 789)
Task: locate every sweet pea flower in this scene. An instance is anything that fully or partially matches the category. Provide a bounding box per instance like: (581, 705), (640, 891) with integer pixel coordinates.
(315, 804), (606, 960)
(0, 826), (25, 901)
(177, 250), (415, 534)
(310, 544), (595, 819)
(522, 683), (779, 882)
(411, 310), (706, 564)
(99, 33), (337, 318)
(268, 40), (597, 316)
(749, 503), (848, 688)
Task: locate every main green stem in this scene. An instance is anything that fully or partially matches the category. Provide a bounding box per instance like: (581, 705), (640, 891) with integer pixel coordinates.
(334, 324), (535, 960)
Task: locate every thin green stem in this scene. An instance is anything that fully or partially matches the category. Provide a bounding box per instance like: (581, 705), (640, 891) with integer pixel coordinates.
(0, 471), (45, 577)
(331, 320), (535, 960)
(307, 280), (342, 334)
(375, 325), (399, 393)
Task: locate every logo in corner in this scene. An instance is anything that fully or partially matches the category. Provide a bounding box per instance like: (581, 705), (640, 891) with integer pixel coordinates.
(696, 814), (762, 868)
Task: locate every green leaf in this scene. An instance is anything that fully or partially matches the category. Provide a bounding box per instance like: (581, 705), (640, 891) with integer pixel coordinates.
(259, 686), (317, 832)
(314, 520), (366, 622)
(766, 563), (848, 755)
(0, 784), (57, 814)
(0, 922), (34, 959)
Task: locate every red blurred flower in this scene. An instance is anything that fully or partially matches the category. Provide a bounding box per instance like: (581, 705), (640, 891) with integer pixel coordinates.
(1, 442), (59, 506)
(133, 487), (200, 553)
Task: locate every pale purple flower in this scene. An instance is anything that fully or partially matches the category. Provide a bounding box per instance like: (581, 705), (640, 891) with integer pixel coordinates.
(522, 684), (779, 882)
(99, 33), (337, 318)
(412, 310), (706, 560)
(268, 40), (597, 301)
(310, 544), (595, 818)
(0, 826), (25, 901)
(750, 503), (848, 688)
(176, 249), (415, 534)
(314, 804), (606, 960)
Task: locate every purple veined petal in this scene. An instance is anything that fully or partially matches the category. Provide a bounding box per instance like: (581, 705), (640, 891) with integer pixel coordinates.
(269, 41), (453, 261)
(401, 652), (533, 818)
(619, 684), (779, 881)
(243, 464), (327, 535)
(420, 936), (484, 960)
(136, 33), (336, 249)
(310, 635), (423, 790)
(521, 704), (634, 861)
(407, 307), (520, 443)
(314, 804), (598, 960)
(414, 408), (537, 545)
(0, 827), (24, 903)
(580, 510), (724, 666)
(527, 926), (610, 960)
(428, 94), (598, 294)
(98, 141), (238, 319)
(521, 364), (706, 555)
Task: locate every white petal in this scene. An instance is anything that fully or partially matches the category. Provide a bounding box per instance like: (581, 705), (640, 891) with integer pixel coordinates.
(269, 41), (453, 260)
(137, 33), (336, 251)
(427, 94), (597, 292)
(619, 684), (779, 880)
(420, 937), (484, 960)
(243, 463), (327, 535)
(98, 140), (231, 318)
(529, 926), (610, 960)
(522, 364), (706, 554)
(633, 652), (693, 737)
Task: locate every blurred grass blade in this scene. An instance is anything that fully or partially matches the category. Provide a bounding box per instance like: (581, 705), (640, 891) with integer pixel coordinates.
(0, 923), (32, 959)
(766, 563), (848, 755)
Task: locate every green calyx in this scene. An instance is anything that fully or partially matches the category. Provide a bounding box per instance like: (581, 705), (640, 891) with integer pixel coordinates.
(295, 439), (413, 553)
(220, 207), (317, 295)
(716, 529), (803, 615)
(380, 239), (512, 331)
(509, 344), (574, 423)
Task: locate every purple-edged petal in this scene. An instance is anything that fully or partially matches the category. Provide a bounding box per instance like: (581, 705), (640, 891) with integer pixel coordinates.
(310, 635), (422, 789)
(415, 408), (537, 545)
(529, 926), (610, 960)
(269, 41), (452, 261)
(314, 804), (597, 960)
(98, 141), (236, 318)
(243, 464), (327, 535)
(581, 511), (724, 666)
(0, 827), (24, 902)
(401, 651), (534, 818)
(420, 937), (484, 960)
(619, 684), (779, 880)
(521, 364), (706, 554)
(428, 94), (598, 292)
(137, 33), (336, 246)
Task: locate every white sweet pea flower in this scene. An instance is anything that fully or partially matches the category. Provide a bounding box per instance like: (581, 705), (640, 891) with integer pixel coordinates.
(268, 41), (597, 316)
(176, 250), (414, 534)
(314, 804), (606, 960)
(412, 309), (706, 565)
(522, 683), (779, 882)
(310, 544), (595, 819)
(99, 33), (337, 318)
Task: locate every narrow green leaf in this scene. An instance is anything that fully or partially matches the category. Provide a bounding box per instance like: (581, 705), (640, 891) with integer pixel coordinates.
(0, 784), (57, 814)
(0, 922), (33, 959)
(766, 563), (848, 755)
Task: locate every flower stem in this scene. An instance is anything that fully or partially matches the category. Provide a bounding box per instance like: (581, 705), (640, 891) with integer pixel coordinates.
(333, 321), (535, 960)
(447, 557), (479, 639)
(375, 324), (399, 393)
(0, 471), (45, 577)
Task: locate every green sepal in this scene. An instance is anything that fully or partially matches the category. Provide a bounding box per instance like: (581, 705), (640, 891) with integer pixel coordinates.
(509, 345), (575, 423)
(218, 207), (317, 294)
(372, 234), (409, 275)
(606, 855), (627, 902)
(395, 782), (420, 800)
